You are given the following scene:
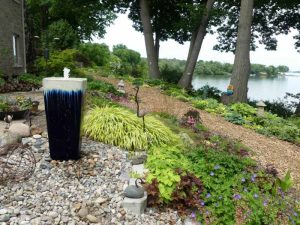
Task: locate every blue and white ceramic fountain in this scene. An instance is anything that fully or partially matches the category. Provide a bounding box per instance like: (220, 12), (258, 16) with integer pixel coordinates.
(43, 68), (87, 160)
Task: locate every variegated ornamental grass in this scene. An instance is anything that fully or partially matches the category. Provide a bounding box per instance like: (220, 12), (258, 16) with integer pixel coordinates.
(82, 106), (181, 151)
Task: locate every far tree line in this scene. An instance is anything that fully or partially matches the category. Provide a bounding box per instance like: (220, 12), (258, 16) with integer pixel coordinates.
(25, 0), (300, 104)
(160, 59), (290, 77)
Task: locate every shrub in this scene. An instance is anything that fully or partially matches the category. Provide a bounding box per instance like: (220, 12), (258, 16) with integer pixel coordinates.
(35, 49), (84, 77)
(160, 63), (182, 84)
(78, 42), (111, 66)
(18, 73), (43, 87)
(112, 44), (144, 77)
(144, 79), (163, 87)
(82, 106), (181, 151)
(189, 85), (222, 101)
(87, 80), (118, 94)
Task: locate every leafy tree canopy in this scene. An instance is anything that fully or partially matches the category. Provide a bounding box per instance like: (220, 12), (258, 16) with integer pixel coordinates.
(26, 0), (117, 40)
(214, 0), (300, 52)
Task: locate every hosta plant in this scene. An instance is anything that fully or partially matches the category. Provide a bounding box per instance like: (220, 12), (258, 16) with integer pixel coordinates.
(82, 106), (181, 151)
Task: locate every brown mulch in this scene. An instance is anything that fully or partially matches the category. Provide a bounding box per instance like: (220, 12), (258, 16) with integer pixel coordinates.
(100, 77), (300, 189)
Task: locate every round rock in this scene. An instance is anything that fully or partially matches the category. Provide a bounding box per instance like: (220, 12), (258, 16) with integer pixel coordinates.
(8, 123), (30, 137)
(124, 185), (144, 199)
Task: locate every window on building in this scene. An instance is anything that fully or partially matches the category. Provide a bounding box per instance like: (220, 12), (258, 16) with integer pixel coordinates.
(12, 34), (21, 66)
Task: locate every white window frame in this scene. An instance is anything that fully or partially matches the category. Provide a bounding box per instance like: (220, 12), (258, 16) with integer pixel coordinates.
(12, 34), (22, 66)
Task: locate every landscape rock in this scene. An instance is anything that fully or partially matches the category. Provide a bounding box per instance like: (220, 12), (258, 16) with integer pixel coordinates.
(124, 185), (144, 198)
(0, 132), (20, 148)
(8, 123), (30, 137)
(0, 214), (10, 222)
(78, 207), (88, 218)
(0, 138), (182, 224)
(30, 126), (44, 135)
(86, 214), (98, 223)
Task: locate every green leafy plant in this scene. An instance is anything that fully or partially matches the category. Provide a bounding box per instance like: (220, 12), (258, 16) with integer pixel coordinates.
(35, 49), (84, 77)
(82, 106), (181, 151)
(274, 171), (293, 193)
(0, 77), (5, 87)
(229, 103), (257, 117)
(0, 95), (32, 112)
(146, 145), (190, 202)
(87, 80), (118, 94)
(193, 99), (227, 115)
(18, 73), (43, 87)
(78, 42), (111, 66)
(189, 85), (222, 101)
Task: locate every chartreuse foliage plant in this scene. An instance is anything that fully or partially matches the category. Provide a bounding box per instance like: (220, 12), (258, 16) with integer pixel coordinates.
(146, 145), (190, 202)
(82, 106), (181, 151)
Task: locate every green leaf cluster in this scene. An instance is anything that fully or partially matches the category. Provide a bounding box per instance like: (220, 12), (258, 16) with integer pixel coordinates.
(82, 106), (181, 151)
(145, 131), (299, 224)
(146, 145), (190, 202)
(87, 80), (118, 94)
(35, 49), (84, 77)
(78, 43), (111, 67)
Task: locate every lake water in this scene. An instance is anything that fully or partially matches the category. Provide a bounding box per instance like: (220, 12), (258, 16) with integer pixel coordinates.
(192, 72), (300, 101)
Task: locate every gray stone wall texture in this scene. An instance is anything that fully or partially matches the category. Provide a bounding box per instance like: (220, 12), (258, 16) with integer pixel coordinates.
(0, 0), (26, 77)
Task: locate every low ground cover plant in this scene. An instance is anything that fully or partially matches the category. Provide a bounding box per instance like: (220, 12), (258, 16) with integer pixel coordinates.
(144, 121), (300, 224)
(192, 99), (300, 145)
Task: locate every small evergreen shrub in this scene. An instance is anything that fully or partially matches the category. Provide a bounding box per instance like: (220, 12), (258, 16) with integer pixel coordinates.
(189, 85), (222, 101)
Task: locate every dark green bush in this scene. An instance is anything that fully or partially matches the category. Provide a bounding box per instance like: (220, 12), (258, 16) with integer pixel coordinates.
(189, 85), (222, 101)
(42, 20), (79, 50)
(18, 73), (43, 86)
(144, 79), (164, 86)
(35, 49), (86, 77)
(160, 63), (182, 84)
(78, 42), (111, 66)
(87, 80), (117, 94)
(112, 44), (145, 77)
(249, 99), (293, 118)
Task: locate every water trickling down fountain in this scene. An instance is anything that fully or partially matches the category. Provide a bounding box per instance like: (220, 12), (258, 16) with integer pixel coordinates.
(43, 68), (87, 160)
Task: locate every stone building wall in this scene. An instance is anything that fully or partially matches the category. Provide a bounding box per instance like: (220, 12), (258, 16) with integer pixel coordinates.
(0, 0), (26, 78)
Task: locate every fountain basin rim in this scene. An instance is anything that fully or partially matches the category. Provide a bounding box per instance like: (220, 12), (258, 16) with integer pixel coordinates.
(43, 77), (87, 82)
(43, 77), (87, 91)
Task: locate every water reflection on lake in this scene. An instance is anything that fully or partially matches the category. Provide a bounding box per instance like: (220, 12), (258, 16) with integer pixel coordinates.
(192, 72), (300, 101)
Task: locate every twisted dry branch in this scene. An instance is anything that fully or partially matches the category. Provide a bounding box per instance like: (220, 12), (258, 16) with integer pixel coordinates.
(0, 144), (36, 185)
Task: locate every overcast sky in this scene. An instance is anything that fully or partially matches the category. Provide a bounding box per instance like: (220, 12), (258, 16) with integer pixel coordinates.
(94, 13), (300, 71)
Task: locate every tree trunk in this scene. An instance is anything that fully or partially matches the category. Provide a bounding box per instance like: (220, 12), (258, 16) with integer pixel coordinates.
(139, 0), (160, 79)
(178, 0), (215, 89)
(295, 101), (300, 116)
(155, 32), (160, 60)
(228, 0), (254, 103)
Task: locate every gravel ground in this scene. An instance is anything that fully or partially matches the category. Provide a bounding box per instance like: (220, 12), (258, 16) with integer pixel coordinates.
(0, 137), (182, 225)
